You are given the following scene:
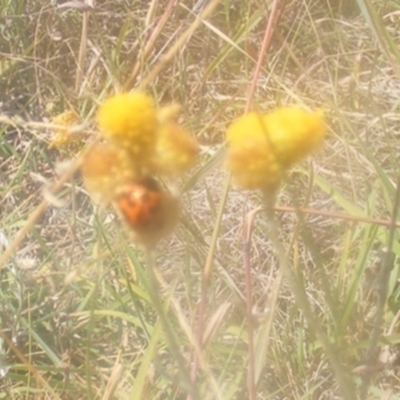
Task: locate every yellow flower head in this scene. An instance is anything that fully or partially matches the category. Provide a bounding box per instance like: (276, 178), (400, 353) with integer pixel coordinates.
(81, 143), (138, 203)
(225, 108), (326, 190)
(154, 123), (199, 176)
(48, 110), (83, 151)
(264, 107), (325, 167)
(96, 92), (158, 162)
(226, 112), (282, 190)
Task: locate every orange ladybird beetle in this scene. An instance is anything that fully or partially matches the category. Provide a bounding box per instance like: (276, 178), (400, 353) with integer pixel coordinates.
(114, 176), (180, 246)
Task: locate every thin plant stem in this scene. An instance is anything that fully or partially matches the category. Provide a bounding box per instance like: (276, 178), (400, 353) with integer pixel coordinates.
(137, 0), (220, 91)
(285, 177), (340, 327)
(101, 351), (123, 400)
(359, 176), (400, 399)
(125, 0), (177, 90)
(75, 7), (89, 92)
(0, 331), (61, 399)
(246, 0), (285, 111)
(241, 0), (286, 396)
(263, 205), (356, 400)
(243, 207), (262, 400)
(274, 205), (400, 229)
(188, 176), (231, 398)
(0, 149), (85, 271)
(144, 250), (200, 399)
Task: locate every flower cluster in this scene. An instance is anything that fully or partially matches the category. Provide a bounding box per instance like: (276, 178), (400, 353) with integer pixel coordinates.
(81, 95), (325, 244)
(225, 107), (325, 191)
(48, 110), (83, 152)
(82, 91), (199, 245)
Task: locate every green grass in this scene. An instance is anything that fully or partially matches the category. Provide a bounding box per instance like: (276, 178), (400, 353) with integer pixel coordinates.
(1, 0), (400, 398)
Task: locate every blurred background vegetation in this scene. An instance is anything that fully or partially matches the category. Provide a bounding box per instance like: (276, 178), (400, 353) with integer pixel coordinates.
(1, 0), (400, 399)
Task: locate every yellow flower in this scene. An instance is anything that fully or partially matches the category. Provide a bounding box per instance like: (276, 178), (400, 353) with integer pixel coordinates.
(48, 110), (82, 151)
(81, 143), (138, 203)
(154, 123), (199, 175)
(226, 112), (282, 190)
(96, 92), (158, 162)
(225, 108), (326, 190)
(264, 107), (325, 167)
